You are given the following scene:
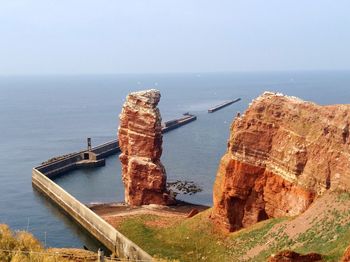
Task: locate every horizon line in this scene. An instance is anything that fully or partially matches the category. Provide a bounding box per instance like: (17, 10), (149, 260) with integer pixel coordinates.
(0, 69), (350, 77)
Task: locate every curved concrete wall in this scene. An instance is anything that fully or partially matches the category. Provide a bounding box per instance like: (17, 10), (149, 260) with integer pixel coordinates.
(32, 168), (153, 261)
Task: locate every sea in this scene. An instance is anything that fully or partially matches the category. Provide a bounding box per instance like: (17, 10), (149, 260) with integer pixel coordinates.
(0, 71), (349, 251)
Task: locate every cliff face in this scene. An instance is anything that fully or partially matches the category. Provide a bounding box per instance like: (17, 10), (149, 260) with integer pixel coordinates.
(118, 89), (173, 206)
(212, 92), (350, 232)
(342, 246), (350, 262)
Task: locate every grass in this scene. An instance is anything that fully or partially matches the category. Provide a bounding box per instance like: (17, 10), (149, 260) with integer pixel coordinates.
(118, 211), (228, 262)
(116, 192), (350, 261)
(336, 191), (350, 202)
(117, 210), (287, 262)
(226, 217), (287, 258)
(252, 192), (350, 261)
(0, 224), (96, 262)
(292, 208), (350, 261)
(0, 224), (46, 262)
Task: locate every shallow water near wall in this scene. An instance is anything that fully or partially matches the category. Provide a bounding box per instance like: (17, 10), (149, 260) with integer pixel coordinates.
(1, 71), (350, 250)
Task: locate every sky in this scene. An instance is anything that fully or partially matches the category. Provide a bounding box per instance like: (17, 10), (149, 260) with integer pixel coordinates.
(0, 0), (349, 75)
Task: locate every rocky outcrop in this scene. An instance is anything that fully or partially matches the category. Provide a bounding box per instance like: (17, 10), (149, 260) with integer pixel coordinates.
(118, 89), (174, 206)
(342, 246), (350, 262)
(212, 92), (350, 232)
(268, 251), (322, 262)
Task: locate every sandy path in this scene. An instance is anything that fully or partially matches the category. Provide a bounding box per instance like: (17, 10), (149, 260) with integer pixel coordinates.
(89, 202), (209, 228)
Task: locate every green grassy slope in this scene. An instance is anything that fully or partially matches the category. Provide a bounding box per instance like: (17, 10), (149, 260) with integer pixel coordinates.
(116, 192), (350, 261)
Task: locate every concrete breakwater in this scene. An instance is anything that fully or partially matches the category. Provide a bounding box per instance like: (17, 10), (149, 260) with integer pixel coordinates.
(32, 113), (197, 260)
(38, 114), (196, 179)
(38, 139), (119, 179)
(162, 113), (197, 133)
(208, 98), (241, 113)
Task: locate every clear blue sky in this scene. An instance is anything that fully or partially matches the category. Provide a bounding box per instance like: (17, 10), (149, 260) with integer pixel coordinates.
(1, 0), (349, 75)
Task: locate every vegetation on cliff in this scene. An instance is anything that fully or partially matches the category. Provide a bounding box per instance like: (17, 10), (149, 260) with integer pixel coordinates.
(0, 224), (97, 262)
(113, 192), (350, 261)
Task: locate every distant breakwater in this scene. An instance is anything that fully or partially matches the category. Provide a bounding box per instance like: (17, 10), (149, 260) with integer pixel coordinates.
(208, 98), (241, 113)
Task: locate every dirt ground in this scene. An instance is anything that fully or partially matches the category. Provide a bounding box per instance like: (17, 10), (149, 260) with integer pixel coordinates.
(89, 201), (209, 228)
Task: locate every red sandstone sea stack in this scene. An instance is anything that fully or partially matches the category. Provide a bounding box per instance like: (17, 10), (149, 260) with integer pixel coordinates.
(118, 89), (174, 206)
(212, 91), (350, 232)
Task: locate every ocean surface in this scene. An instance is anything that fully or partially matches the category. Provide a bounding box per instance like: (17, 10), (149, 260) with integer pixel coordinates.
(0, 71), (350, 251)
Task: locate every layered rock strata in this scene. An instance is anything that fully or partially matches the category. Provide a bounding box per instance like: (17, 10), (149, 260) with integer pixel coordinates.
(118, 89), (173, 206)
(212, 92), (350, 232)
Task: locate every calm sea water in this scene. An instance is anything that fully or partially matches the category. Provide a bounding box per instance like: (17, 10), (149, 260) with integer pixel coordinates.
(0, 71), (349, 250)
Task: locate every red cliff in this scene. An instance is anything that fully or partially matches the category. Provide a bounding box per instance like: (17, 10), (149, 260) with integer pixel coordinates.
(212, 92), (350, 232)
(118, 89), (173, 206)
(342, 246), (350, 261)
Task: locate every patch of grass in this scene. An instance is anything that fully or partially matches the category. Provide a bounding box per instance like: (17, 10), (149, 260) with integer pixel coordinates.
(116, 193), (350, 261)
(336, 191), (350, 203)
(293, 208), (350, 261)
(227, 217), (287, 258)
(0, 224), (95, 262)
(254, 193), (350, 261)
(0, 224), (44, 262)
(118, 211), (229, 261)
(117, 210), (287, 262)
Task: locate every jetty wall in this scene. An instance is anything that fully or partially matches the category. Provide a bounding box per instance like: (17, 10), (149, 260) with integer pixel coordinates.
(162, 115), (197, 133)
(208, 98), (241, 113)
(32, 168), (153, 260)
(37, 140), (120, 179)
(38, 153), (83, 179)
(39, 114), (197, 178)
(92, 140), (120, 159)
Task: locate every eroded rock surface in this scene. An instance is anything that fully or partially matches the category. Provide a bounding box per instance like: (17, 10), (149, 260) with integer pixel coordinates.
(342, 246), (350, 262)
(118, 89), (174, 206)
(212, 92), (350, 232)
(268, 251), (322, 262)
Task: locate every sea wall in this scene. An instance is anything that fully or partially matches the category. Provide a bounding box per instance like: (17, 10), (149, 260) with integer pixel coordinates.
(32, 168), (152, 260)
(92, 140), (120, 159)
(162, 115), (197, 133)
(37, 140), (120, 179)
(37, 153), (83, 179)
